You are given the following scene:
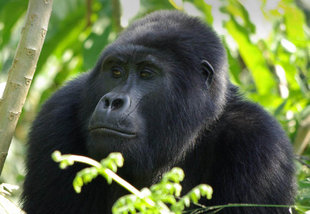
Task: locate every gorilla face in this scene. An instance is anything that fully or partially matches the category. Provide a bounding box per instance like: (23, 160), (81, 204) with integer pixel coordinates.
(83, 44), (214, 176)
(84, 46), (170, 172)
(75, 10), (227, 179)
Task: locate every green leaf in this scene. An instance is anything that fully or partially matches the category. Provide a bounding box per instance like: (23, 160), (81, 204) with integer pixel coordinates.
(51, 150), (62, 162)
(222, 0), (255, 34)
(0, 0), (27, 48)
(224, 41), (242, 85)
(183, 196), (191, 207)
(193, 0), (213, 24)
(225, 17), (275, 95)
(73, 176), (83, 193)
(199, 184), (213, 200)
(280, 3), (307, 47)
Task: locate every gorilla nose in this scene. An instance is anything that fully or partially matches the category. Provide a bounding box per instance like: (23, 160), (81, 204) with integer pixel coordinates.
(102, 93), (130, 113)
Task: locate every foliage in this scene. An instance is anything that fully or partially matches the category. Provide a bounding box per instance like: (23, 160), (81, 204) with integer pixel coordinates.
(52, 151), (213, 214)
(53, 151), (299, 213)
(0, 0), (309, 212)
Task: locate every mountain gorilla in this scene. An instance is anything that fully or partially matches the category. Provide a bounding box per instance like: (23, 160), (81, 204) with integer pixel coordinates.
(22, 11), (295, 213)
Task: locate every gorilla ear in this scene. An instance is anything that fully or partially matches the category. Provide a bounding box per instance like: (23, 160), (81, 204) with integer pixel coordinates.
(201, 60), (214, 89)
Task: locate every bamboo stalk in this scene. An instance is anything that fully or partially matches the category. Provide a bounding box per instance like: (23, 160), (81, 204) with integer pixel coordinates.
(0, 0), (53, 174)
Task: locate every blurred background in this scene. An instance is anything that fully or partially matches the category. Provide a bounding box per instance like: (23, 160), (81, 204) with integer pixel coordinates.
(0, 0), (310, 212)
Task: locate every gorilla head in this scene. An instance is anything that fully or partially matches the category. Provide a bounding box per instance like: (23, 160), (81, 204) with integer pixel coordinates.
(23, 10), (295, 214)
(80, 11), (228, 177)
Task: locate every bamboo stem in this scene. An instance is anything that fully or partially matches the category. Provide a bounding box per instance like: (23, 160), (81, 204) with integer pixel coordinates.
(0, 0), (53, 174)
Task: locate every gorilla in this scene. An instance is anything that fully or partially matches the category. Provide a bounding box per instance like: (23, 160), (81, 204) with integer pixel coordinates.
(22, 10), (295, 214)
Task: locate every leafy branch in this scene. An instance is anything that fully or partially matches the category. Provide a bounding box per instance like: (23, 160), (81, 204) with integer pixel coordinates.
(52, 151), (213, 214)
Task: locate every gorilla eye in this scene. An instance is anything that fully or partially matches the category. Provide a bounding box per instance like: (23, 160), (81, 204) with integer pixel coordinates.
(140, 69), (154, 79)
(111, 69), (122, 78)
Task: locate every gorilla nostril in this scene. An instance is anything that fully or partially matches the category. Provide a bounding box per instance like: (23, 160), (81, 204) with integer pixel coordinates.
(111, 99), (124, 110)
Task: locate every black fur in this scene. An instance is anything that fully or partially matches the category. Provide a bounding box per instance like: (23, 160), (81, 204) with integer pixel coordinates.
(22, 11), (295, 214)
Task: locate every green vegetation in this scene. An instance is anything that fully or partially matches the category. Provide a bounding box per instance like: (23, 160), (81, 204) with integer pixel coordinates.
(0, 0), (309, 213)
(52, 151), (213, 213)
(52, 151), (297, 213)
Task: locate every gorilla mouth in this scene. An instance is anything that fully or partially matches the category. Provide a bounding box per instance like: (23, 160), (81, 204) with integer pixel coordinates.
(89, 126), (136, 138)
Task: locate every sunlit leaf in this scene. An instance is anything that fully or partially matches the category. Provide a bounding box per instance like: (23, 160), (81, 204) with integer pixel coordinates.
(225, 17), (275, 95)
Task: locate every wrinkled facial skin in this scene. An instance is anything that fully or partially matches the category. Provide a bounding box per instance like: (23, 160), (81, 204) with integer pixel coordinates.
(80, 45), (209, 177)
(82, 46), (170, 176)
